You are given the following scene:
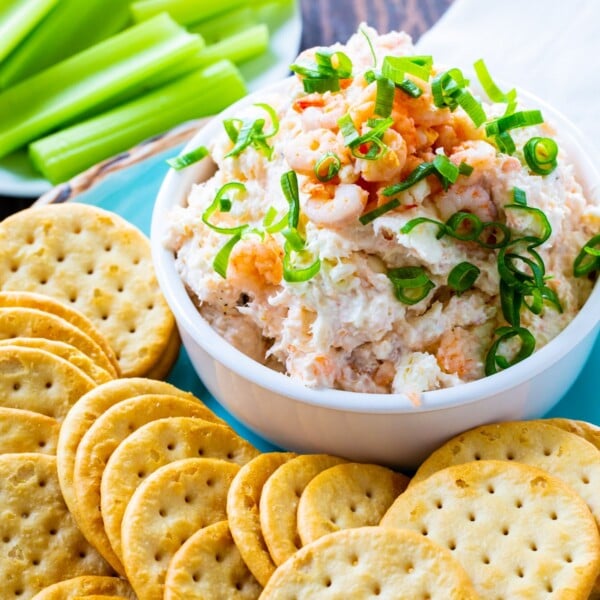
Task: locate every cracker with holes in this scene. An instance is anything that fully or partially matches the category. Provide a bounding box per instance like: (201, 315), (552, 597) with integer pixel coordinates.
(73, 597), (131, 600)
(296, 462), (409, 546)
(0, 345), (95, 420)
(542, 417), (600, 451)
(410, 421), (600, 529)
(122, 458), (239, 600)
(0, 306), (116, 376)
(227, 452), (296, 587)
(57, 378), (203, 525)
(0, 338), (113, 385)
(164, 520), (262, 600)
(31, 576), (135, 600)
(260, 454), (347, 566)
(72, 394), (222, 575)
(260, 526), (478, 599)
(0, 203), (177, 377)
(0, 291), (119, 376)
(101, 416), (258, 561)
(0, 407), (59, 454)
(0, 454), (112, 599)
(381, 460), (600, 599)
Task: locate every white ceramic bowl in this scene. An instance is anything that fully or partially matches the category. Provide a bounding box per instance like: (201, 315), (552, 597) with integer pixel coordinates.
(151, 79), (600, 469)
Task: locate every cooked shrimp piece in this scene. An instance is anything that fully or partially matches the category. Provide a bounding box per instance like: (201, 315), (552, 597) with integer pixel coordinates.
(436, 326), (485, 380)
(450, 140), (497, 170)
(357, 128), (408, 182)
(297, 91), (349, 131)
(227, 234), (283, 292)
(283, 129), (348, 176)
(303, 183), (368, 227)
(436, 183), (498, 222)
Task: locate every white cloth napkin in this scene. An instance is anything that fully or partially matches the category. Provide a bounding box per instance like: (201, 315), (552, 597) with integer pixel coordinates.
(416, 0), (599, 155)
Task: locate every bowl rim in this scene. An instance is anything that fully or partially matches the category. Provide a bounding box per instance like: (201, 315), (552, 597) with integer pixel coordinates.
(151, 76), (600, 415)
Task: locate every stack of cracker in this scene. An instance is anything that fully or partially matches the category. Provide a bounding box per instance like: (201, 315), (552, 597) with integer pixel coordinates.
(0, 203), (180, 379)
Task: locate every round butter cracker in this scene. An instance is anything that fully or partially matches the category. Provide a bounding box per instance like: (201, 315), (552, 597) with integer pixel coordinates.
(260, 454), (347, 566)
(0, 454), (112, 600)
(122, 458), (239, 600)
(227, 452), (296, 587)
(101, 415), (258, 562)
(0, 203), (175, 377)
(0, 407), (59, 454)
(381, 460), (600, 599)
(297, 462), (409, 546)
(260, 526), (479, 600)
(30, 576), (134, 600)
(164, 520), (262, 600)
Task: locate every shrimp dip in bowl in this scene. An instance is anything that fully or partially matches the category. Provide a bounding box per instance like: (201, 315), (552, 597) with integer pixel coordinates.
(153, 27), (600, 467)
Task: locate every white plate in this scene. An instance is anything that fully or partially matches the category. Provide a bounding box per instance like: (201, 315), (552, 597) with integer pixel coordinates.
(0, 0), (302, 198)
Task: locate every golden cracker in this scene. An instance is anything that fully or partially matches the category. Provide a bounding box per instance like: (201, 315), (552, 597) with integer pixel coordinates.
(101, 415), (258, 562)
(227, 452), (296, 587)
(260, 527), (479, 599)
(164, 520), (262, 600)
(142, 327), (181, 380)
(0, 407), (59, 454)
(72, 394), (222, 575)
(0, 291), (119, 376)
(0, 203), (175, 377)
(0, 306), (115, 376)
(30, 576), (134, 600)
(0, 454), (112, 600)
(381, 460), (600, 599)
(122, 458), (239, 600)
(0, 345), (95, 420)
(56, 378), (205, 529)
(73, 597), (131, 600)
(0, 338), (113, 385)
(260, 454), (347, 565)
(296, 462), (409, 546)
(542, 417), (600, 451)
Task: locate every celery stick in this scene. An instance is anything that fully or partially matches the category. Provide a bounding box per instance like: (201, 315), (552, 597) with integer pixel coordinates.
(0, 14), (203, 159)
(188, 7), (257, 43)
(131, 0), (246, 25)
(29, 60), (247, 184)
(0, 0), (58, 63)
(197, 24), (269, 66)
(0, 0), (132, 89)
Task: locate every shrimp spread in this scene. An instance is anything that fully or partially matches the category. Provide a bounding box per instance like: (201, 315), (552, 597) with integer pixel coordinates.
(166, 27), (599, 395)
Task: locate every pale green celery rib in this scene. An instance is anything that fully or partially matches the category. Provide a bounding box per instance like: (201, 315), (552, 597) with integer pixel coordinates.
(196, 24), (269, 66)
(131, 0), (246, 25)
(29, 60), (247, 184)
(0, 0), (133, 89)
(0, 0), (58, 63)
(0, 14), (203, 159)
(187, 7), (257, 43)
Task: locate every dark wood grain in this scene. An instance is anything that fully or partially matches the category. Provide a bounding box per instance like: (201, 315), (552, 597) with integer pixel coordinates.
(300, 0), (453, 50)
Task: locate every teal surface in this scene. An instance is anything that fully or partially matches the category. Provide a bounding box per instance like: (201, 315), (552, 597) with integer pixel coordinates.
(74, 146), (600, 444)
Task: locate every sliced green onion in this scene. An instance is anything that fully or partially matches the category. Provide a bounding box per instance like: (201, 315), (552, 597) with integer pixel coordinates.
(314, 152), (341, 182)
(448, 261), (480, 294)
(458, 162), (474, 176)
(280, 170), (300, 229)
(360, 26), (377, 68)
(213, 232), (243, 278)
(498, 243), (546, 290)
(359, 199), (401, 226)
(290, 48), (353, 93)
(339, 115), (393, 161)
(500, 280), (522, 327)
(395, 79), (423, 98)
(282, 244), (320, 282)
(166, 145), (209, 170)
(473, 58), (516, 104)
(513, 187), (527, 206)
(431, 68), (486, 127)
(224, 102), (279, 159)
(445, 212), (483, 241)
(477, 221), (511, 249)
(387, 266), (435, 305)
(202, 182), (247, 234)
(574, 234), (600, 277)
(374, 75), (395, 117)
(485, 110), (543, 136)
(338, 114), (360, 147)
(432, 155), (459, 188)
(485, 326), (535, 375)
(400, 217), (447, 238)
(382, 55), (432, 82)
(493, 131), (516, 155)
(504, 205), (552, 246)
(523, 136), (558, 175)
